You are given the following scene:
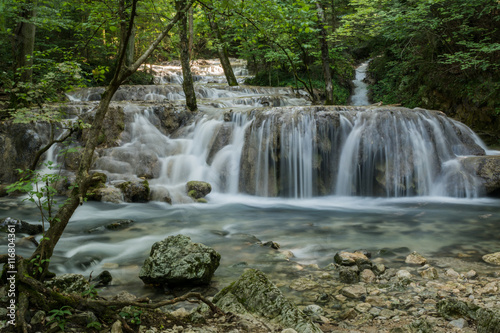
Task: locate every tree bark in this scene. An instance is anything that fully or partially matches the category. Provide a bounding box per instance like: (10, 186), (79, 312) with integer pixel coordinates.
(29, 0), (195, 277)
(316, 2), (334, 105)
(207, 12), (238, 86)
(176, 0), (198, 112)
(13, 1), (36, 83)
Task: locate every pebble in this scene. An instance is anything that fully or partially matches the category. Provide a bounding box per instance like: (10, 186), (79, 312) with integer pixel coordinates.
(405, 251), (427, 265)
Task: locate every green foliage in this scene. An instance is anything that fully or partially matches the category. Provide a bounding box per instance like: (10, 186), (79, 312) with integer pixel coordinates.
(87, 320), (102, 330)
(81, 284), (99, 299)
(29, 254), (50, 277)
(6, 161), (65, 233)
(119, 306), (142, 325)
(48, 305), (72, 331)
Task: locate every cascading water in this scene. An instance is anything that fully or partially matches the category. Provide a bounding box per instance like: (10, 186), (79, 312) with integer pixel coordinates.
(3, 58), (499, 298)
(350, 61), (370, 106)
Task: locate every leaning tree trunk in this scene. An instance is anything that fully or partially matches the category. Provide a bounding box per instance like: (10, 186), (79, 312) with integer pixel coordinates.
(207, 12), (238, 86)
(176, 0), (198, 112)
(28, 0), (195, 278)
(316, 2), (334, 105)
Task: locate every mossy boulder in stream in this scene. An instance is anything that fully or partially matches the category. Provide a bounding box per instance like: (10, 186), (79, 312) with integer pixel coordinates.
(461, 155), (500, 197)
(186, 181), (212, 200)
(117, 179), (150, 202)
(139, 235), (220, 286)
(213, 269), (323, 333)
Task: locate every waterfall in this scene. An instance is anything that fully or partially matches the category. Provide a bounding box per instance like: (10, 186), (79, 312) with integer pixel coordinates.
(64, 60), (491, 202)
(350, 61), (370, 106)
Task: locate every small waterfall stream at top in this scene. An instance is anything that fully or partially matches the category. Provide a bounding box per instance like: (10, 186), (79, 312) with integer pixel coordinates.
(4, 58), (500, 295)
(350, 61), (370, 106)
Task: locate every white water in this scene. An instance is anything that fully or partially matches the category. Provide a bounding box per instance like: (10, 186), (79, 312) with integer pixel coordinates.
(350, 61), (370, 106)
(3, 59), (499, 295)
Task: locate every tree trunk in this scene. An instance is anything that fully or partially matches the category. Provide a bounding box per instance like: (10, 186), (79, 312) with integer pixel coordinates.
(176, 0), (197, 111)
(13, 1), (36, 83)
(29, 0), (195, 278)
(126, 25), (136, 66)
(206, 13), (238, 86)
(188, 7), (194, 59)
(316, 2), (334, 105)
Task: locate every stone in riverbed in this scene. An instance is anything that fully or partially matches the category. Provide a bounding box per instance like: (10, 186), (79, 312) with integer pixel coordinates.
(139, 234), (220, 286)
(482, 252), (500, 265)
(0, 217), (43, 235)
(405, 251), (427, 265)
(186, 180), (212, 199)
(213, 269), (322, 333)
(45, 273), (90, 294)
(117, 179), (150, 202)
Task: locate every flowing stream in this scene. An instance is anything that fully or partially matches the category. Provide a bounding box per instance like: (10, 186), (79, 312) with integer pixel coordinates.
(2, 59), (499, 296)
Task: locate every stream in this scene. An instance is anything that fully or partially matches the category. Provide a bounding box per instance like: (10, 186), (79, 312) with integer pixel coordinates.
(1, 59), (499, 297)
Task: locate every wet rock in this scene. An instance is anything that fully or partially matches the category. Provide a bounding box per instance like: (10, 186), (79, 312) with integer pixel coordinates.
(405, 251), (427, 265)
(482, 252), (500, 265)
(338, 265), (360, 284)
(419, 265), (439, 279)
(262, 241), (280, 249)
(105, 219), (134, 230)
(93, 186), (123, 203)
(117, 179), (150, 202)
(341, 285), (366, 299)
(45, 273), (91, 294)
(82, 104), (125, 148)
(111, 291), (137, 302)
(449, 318), (468, 329)
(289, 277), (319, 291)
(445, 268), (460, 278)
(360, 269), (376, 283)
(93, 270), (112, 286)
(213, 269), (322, 333)
(334, 251), (370, 267)
(139, 234), (220, 286)
(186, 180), (212, 199)
(0, 122), (45, 184)
(0, 217), (43, 235)
(461, 155), (500, 196)
(86, 172), (108, 201)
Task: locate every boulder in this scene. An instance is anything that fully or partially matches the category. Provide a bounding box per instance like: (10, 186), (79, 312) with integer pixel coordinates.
(461, 155), (500, 196)
(0, 217), (43, 235)
(213, 269), (322, 333)
(186, 181), (212, 199)
(117, 179), (150, 202)
(45, 273), (91, 294)
(139, 234), (220, 286)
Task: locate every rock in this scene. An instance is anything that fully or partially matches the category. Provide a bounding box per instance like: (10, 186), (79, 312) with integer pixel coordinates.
(93, 270), (112, 286)
(186, 180), (212, 199)
(94, 187), (123, 203)
(405, 251), (427, 265)
(419, 266), (439, 279)
(334, 251), (371, 268)
(338, 265), (359, 284)
(373, 263), (386, 275)
(476, 307), (500, 333)
(341, 285), (366, 299)
(360, 269), (377, 283)
(111, 291), (137, 302)
(139, 234), (220, 286)
(105, 219), (134, 230)
(355, 303), (372, 313)
(30, 310), (46, 326)
(45, 273), (91, 295)
(0, 217), (43, 235)
(67, 311), (98, 327)
(213, 269), (322, 333)
(445, 268), (460, 278)
(86, 172), (108, 201)
(482, 252), (500, 265)
(465, 270), (477, 279)
(117, 179), (150, 202)
(289, 277), (319, 291)
(111, 320), (123, 333)
(449, 318), (468, 329)
(262, 241), (280, 249)
(461, 155), (500, 196)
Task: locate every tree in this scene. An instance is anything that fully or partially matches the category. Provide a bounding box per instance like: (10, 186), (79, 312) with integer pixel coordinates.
(176, 0), (198, 111)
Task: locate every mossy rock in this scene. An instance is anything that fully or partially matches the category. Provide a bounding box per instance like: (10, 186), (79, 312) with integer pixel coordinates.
(117, 179), (150, 203)
(213, 269), (322, 333)
(186, 181), (212, 199)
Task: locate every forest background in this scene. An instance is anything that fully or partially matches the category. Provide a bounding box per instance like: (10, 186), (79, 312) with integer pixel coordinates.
(1, 0), (499, 143)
